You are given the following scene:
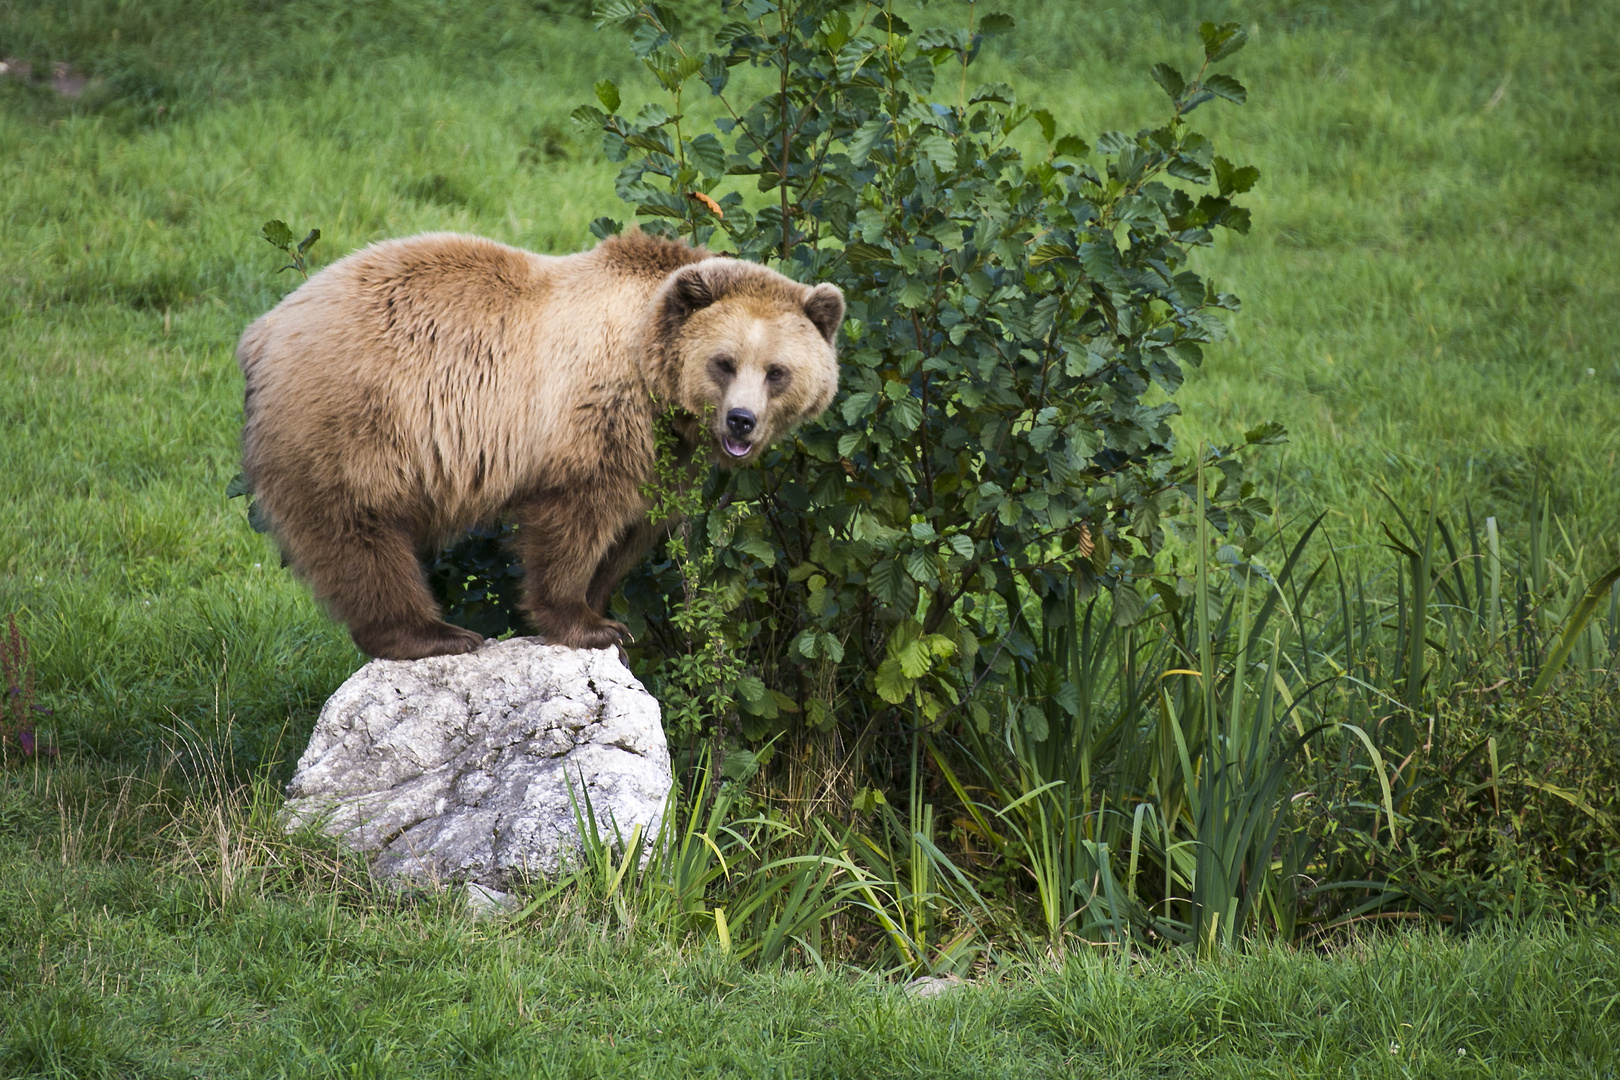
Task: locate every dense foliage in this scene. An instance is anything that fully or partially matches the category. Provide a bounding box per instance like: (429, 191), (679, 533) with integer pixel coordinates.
(580, 1), (1278, 749)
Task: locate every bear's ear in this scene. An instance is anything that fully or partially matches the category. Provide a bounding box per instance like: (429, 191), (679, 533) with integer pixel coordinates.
(803, 283), (845, 345)
(664, 261), (746, 322)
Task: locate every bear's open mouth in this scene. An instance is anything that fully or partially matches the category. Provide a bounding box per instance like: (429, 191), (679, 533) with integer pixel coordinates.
(721, 434), (752, 458)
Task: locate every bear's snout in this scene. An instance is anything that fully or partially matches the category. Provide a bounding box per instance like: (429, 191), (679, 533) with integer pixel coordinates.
(726, 409), (756, 438)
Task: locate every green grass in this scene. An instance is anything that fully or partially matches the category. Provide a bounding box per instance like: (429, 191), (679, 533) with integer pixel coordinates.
(2, 764), (1617, 1079)
(3, 0), (1619, 1073)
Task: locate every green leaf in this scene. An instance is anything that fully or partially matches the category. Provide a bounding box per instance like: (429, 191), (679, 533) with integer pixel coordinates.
(1167, 156), (1211, 183)
(296, 229), (320, 256)
(896, 279), (931, 309)
(843, 242), (891, 266)
(1204, 73), (1247, 104)
(969, 82), (1015, 105)
(260, 220), (294, 249)
(904, 547), (936, 585)
(918, 132), (957, 173)
(595, 78), (621, 113)
(895, 638), (932, 679)
(869, 559), (908, 605)
(1150, 63), (1185, 100)
(1243, 420), (1287, 445)
(737, 674), (768, 705)
(588, 216), (623, 239)
(792, 628), (820, 660)
(1198, 21), (1248, 63)
(1031, 107), (1056, 143)
(701, 53), (729, 95)
(1052, 134), (1089, 158)
(569, 104), (607, 127)
(1111, 580), (1144, 627)
(1213, 156), (1260, 196)
(847, 118), (890, 166)
(592, 0), (639, 27)
(875, 657), (913, 705)
(977, 12), (1016, 36)
(737, 536), (777, 566)
(835, 38), (877, 82)
(873, 11), (911, 35)
(1020, 703), (1049, 742)
(687, 132), (726, 179)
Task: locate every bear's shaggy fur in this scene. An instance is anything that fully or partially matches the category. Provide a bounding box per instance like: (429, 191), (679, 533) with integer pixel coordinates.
(237, 230), (843, 659)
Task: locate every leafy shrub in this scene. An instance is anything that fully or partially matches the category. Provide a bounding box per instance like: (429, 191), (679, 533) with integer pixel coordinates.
(584, 1), (1276, 749)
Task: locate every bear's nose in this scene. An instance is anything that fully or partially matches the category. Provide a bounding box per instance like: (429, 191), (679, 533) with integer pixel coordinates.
(726, 409), (756, 438)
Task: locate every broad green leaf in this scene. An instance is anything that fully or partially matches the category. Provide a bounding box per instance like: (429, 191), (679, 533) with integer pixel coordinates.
(1020, 703), (1049, 742)
(873, 11), (911, 34)
(1213, 156), (1260, 196)
(687, 132), (726, 179)
(969, 82), (1015, 105)
(260, 220), (294, 249)
(595, 78), (621, 113)
(1243, 420), (1287, 445)
(792, 628), (820, 660)
(737, 536), (777, 566)
(896, 638), (932, 679)
(847, 118), (890, 165)
(918, 132), (957, 173)
(1052, 134), (1089, 158)
(819, 632), (845, 663)
(904, 547), (936, 585)
(1150, 63), (1185, 100)
(737, 674), (768, 705)
(869, 559), (908, 605)
(1204, 73), (1247, 104)
(1031, 107), (1056, 142)
(592, 0), (639, 27)
(1111, 580), (1145, 627)
(1198, 21), (1248, 62)
(977, 12), (1016, 36)
(570, 104), (607, 127)
(835, 38), (877, 81)
(875, 657), (913, 704)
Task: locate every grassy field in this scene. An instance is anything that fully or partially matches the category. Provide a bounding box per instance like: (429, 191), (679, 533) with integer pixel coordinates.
(3, 757), (1617, 1077)
(3, 0), (1619, 1074)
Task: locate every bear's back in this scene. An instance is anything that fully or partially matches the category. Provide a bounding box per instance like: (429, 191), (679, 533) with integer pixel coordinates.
(238, 232), (695, 532)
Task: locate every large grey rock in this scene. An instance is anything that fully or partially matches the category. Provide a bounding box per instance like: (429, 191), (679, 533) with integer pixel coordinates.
(283, 637), (670, 886)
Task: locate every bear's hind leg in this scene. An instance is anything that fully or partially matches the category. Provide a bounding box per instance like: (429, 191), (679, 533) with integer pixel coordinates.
(276, 508), (483, 661)
(513, 493), (632, 651)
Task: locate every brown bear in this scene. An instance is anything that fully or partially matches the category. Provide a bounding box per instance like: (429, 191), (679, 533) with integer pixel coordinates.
(236, 230), (843, 660)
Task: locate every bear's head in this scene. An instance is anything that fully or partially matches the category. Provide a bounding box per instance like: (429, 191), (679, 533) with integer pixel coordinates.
(651, 258), (844, 465)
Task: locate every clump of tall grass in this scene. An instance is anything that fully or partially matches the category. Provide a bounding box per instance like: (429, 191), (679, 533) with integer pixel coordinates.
(923, 478), (1619, 955)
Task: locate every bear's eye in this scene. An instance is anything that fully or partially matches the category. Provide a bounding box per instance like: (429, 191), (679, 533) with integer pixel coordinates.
(712, 356), (737, 379)
(766, 364), (789, 386)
